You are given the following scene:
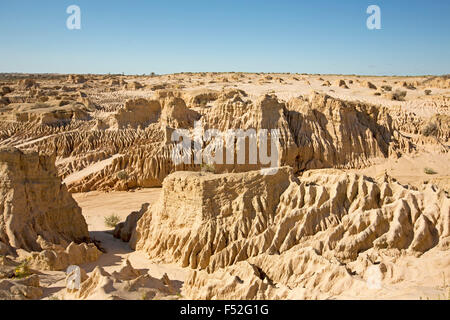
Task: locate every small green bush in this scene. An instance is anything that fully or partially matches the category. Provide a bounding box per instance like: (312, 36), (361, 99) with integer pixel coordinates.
(391, 90), (407, 101)
(424, 167), (437, 175)
(422, 122), (438, 137)
(104, 214), (121, 228)
(14, 260), (32, 279)
(116, 170), (128, 180)
(201, 163), (216, 173)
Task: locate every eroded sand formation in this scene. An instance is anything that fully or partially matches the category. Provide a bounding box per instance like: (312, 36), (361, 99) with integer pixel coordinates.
(0, 73), (448, 300)
(0, 147), (102, 299)
(0, 148), (89, 251)
(132, 168), (449, 299)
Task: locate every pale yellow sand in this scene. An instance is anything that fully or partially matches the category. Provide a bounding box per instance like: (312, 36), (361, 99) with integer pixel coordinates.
(40, 188), (188, 300)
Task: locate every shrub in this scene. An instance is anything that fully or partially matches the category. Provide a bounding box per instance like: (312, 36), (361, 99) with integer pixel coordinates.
(402, 82), (416, 90)
(422, 122), (438, 137)
(391, 90), (407, 101)
(424, 167), (437, 175)
(424, 89), (432, 95)
(116, 170), (128, 180)
(104, 214), (121, 228)
(201, 163), (216, 173)
(14, 260), (32, 279)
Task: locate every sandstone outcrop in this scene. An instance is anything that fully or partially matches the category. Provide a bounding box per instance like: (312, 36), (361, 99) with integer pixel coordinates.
(286, 92), (412, 169)
(22, 238), (102, 271)
(70, 259), (179, 300)
(133, 167), (449, 299)
(0, 274), (43, 300)
(114, 203), (149, 243)
(2, 101), (92, 125)
(62, 91), (414, 192)
(335, 80), (349, 89)
(0, 256), (43, 300)
(161, 96), (201, 129)
(68, 75), (87, 84)
(183, 89), (219, 108)
(18, 79), (38, 90)
(0, 147), (89, 252)
(126, 81), (143, 90)
(422, 75), (450, 89)
(108, 98), (161, 129)
(422, 114), (450, 142)
(362, 81), (377, 90)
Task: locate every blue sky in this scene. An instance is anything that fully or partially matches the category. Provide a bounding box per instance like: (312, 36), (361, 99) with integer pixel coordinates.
(0, 0), (449, 75)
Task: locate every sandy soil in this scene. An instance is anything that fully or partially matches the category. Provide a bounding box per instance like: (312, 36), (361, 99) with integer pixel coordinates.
(39, 188), (188, 300)
(0, 72), (448, 300)
(350, 152), (450, 192)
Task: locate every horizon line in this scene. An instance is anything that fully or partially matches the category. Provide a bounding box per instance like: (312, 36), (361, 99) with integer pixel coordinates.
(1, 71), (449, 78)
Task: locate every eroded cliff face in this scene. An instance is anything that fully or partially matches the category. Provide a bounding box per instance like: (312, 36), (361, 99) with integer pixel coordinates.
(0, 147), (89, 252)
(285, 93), (413, 170)
(2, 74), (447, 193)
(133, 168), (449, 299)
(0, 74), (448, 300)
(133, 168), (295, 266)
(57, 91), (415, 192)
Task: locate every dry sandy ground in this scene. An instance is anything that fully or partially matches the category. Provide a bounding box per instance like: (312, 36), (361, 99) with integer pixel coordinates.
(350, 152), (450, 191)
(1, 73), (447, 300)
(36, 183), (448, 300)
(39, 188), (189, 300)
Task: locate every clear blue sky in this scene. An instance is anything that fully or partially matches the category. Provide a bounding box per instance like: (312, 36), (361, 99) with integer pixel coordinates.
(0, 0), (449, 75)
